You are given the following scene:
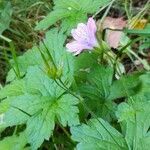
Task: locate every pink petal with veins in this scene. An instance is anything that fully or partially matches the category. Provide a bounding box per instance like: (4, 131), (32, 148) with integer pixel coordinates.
(71, 23), (89, 43)
(87, 17), (97, 34)
(66, 18), (98, 55)
(66, 41), (92, 55)
(87, 17), (97, 46)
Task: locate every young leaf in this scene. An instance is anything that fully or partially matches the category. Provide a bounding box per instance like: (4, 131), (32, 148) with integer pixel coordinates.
(71, 118), (128, 150)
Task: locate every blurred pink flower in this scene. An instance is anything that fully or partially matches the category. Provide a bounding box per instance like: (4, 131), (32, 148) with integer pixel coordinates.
(66, 18), (98, 55)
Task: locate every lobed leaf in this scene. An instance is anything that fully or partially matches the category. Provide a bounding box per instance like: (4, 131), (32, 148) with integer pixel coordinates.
(3, 67), (79, 149)
(116, 95), (150, 149)
(71, 118), (128, 150)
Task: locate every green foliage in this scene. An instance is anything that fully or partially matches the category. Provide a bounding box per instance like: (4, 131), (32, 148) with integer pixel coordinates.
(79, 66), (116, 120)
(0, 0), (150, 149)
(0, 80), (25, 99)
(71, 118), (128, 150)
(78, 65), (143, 120)
(0, 80), (25, 114)
(35, 0), (110, 33)
(7, 29), (74, 82)
(3, 66), (79, 149)
(116, 94), (150, 150)
(1, 37), (150, 150)
(71, 93), (150, 150)
(7, 46), (43, 82)
(0, 132), (27, 150)
(139, 37), (150, 52)
(12, 0), (46, 9)
(1, 30), (150, 150)
(0, 28), (79, 149)
(74, 52), (99, 84)
(0, 1), (12, 34)
(124, 24), (150, 36)
(108, 72), (143, 100)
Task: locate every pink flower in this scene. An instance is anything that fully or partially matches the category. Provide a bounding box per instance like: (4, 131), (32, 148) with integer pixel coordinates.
(66, 18), (98, 55)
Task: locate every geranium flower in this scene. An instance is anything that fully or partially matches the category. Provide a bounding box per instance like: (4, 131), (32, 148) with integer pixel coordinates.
(66, 17), (98, 55)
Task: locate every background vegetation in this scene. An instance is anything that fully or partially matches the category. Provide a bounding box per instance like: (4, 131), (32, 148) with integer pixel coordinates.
(0, 0), (150, 149)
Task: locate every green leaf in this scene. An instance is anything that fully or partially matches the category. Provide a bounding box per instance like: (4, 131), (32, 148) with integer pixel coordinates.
(0, 132), (28, 150)
(0, 80), (25, 99)
(7, 29), (74, 83)
(4, 67), (79, 149)
(71, 118), (128, 150)
(0, 1), (12, 34)
(108, 72), (143, 100)
(35, 0), (110, 33)
(79, 65), (145, 120)
(139, 37), (150, 51)
(0, 80), (25, 114)
(25, 66), (63, 96)
(139, 72), (150, 94)
(125, 29), (150, 36)
(79, 65), (116, 120)
(116, 95), (150, 149)
(124, 24), (150, 36)
(5, 93), (79, 149)
(0, 98), (12, 114)
(26, 93), (79, 149)
(35, 9), (71, 30)
(7, 46), (43, 82)
(74, 52), (99, 84)
(43, 28), (74, 83)
(80, 65), (113, 100)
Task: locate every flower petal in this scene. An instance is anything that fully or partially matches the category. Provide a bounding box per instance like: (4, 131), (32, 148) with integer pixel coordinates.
(66, 41), (92, 55)
(87, 17), (97, 33)
(71, 23), (89, 43)
(66, 18), (98, 55)
(87, 17), (98, 46)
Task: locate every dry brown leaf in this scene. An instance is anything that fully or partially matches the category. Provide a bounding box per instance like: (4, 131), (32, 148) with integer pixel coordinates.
(102, 17), (127, 49)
